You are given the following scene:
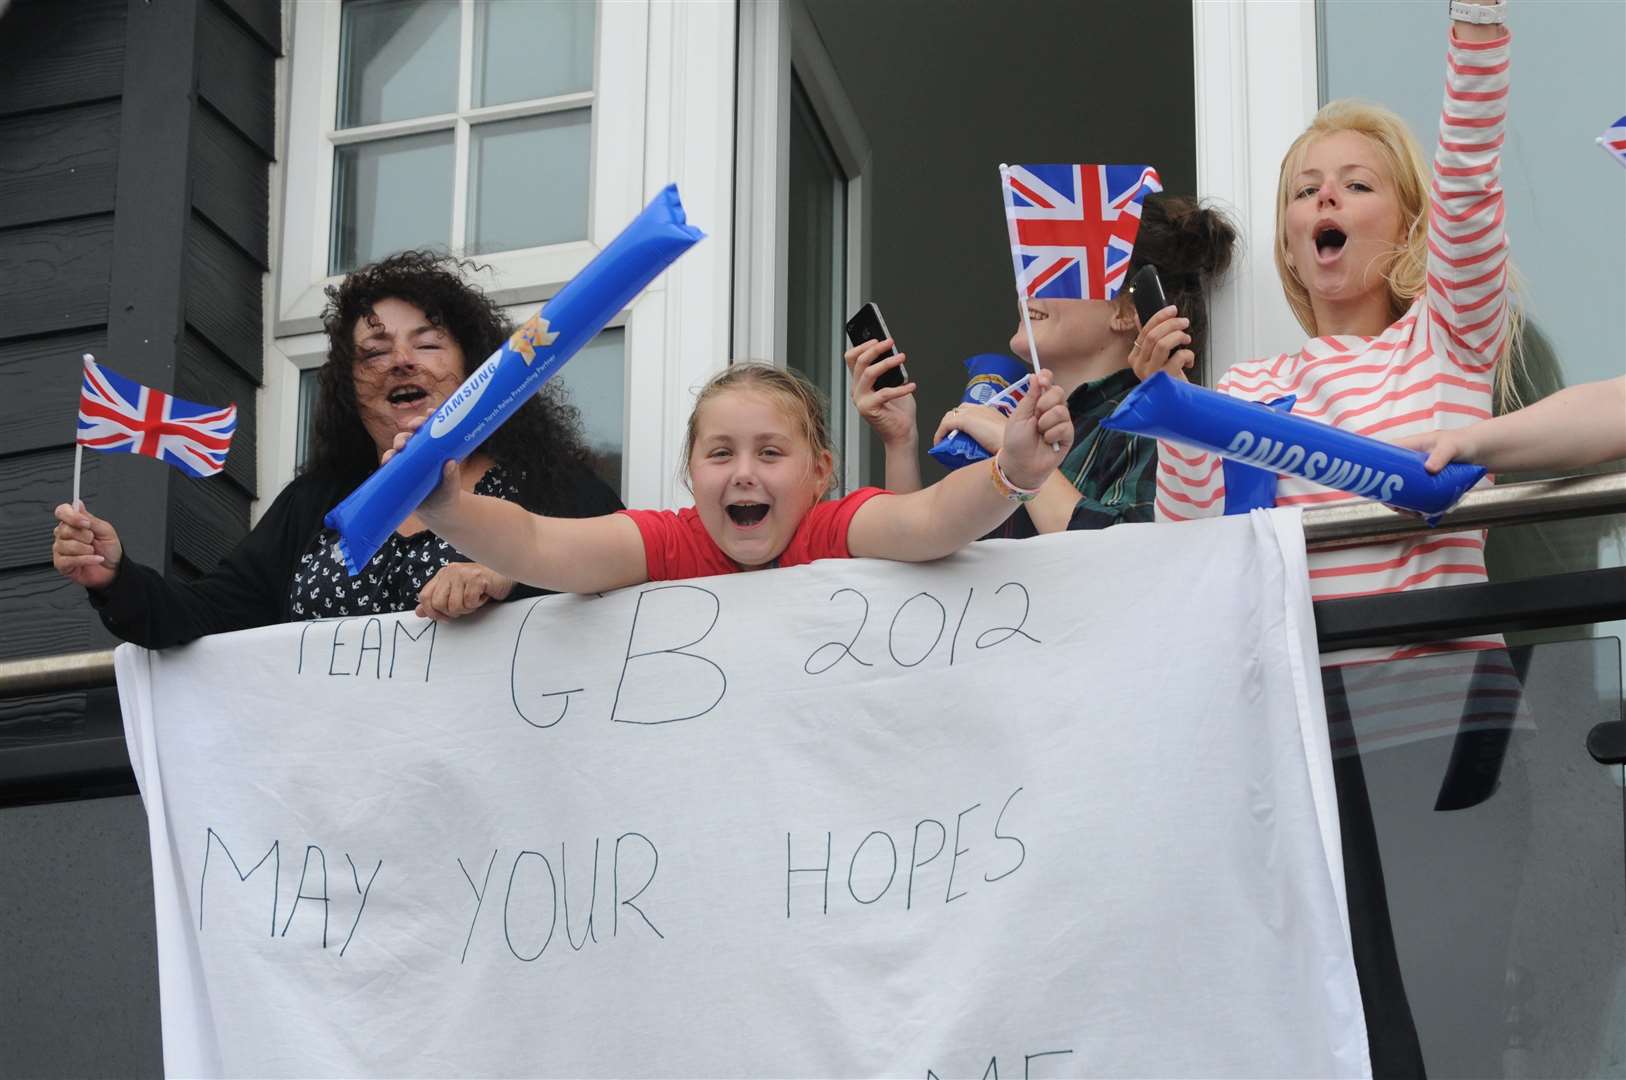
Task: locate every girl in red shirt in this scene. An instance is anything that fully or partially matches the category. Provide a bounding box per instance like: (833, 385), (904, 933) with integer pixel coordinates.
(401, 362), (1074, 609)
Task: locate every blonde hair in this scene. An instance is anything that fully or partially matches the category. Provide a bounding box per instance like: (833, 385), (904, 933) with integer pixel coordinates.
(681, 363), (837, 494)
(1273, 99), (1524, 409)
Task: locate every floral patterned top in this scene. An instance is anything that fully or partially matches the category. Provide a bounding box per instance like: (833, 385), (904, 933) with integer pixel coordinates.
(288, 464), (523, 618)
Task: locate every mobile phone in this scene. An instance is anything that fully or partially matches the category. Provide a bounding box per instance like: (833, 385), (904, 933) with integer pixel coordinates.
(844, 302), (910, 391)
(1127, 264), (1169, 328)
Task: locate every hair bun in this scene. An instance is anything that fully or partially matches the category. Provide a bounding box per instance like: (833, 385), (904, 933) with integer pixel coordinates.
(1142, 195), (1237, 282)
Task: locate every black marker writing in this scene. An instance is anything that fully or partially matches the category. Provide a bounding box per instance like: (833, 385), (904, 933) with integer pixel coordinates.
(457, 850), (497, 965)
(945, 803), (981, 904)
(786, 831), (832, 918)
(803, 588), (875, 674)
(280, 844), (330, 947)
(341, 855), (381, 957)
(908, 819), (947, 910)
(198, 829), (279, 935)
(985, 787), (1026, 884)
(848, 830), (898, 905)
(562, 839), (601, 951)
(509, 597), (583, 729)
(503, 849), (559, 962)
(611, 586), (726, 725)
(613, 832), (663, 939)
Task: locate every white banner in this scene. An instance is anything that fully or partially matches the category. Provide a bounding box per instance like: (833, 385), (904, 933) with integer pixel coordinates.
(118, 510), (1369, 1078)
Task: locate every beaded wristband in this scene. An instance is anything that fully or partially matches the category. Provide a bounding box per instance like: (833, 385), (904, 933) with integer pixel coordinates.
(991, 452), (1041, 503)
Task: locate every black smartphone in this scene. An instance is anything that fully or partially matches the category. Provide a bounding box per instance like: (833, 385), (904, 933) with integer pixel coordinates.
(844, 302), (909, 391)
(1127, 264), (1169, 328)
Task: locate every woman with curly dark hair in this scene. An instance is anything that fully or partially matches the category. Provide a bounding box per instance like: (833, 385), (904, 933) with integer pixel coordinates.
(51, 251), (621, 646)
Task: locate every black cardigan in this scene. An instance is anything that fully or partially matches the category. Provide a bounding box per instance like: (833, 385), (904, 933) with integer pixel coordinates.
(91, 464), (622, 649)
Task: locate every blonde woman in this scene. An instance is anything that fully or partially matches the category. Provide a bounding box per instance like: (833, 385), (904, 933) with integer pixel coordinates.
(1140, 0), (1515, 667)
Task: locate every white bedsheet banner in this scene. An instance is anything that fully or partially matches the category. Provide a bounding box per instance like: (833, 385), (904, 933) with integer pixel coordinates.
(118, 510), (1370, 1078)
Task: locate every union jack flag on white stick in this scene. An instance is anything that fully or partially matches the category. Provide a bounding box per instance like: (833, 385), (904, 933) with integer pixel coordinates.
(76, 355), (236, 478)
(1002, 162), (1162, 302)
(1598, 114), (1626, 170)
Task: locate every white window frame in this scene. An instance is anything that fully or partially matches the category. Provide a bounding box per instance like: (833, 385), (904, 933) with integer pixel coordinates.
(262, 0), (736, 513)
(276, 0), (646, 332)
(1191, 0), (1320, 370)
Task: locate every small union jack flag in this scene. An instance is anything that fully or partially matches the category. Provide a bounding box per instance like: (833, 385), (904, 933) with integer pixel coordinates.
(76, 356), (236, 478)
(1004, 163), (1162, 301)
(1598, 114), (1626, 170)
(983, 373), (1031, 417)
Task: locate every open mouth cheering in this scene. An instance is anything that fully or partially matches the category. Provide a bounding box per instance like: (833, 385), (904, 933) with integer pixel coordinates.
(386, 385), (430, 408)
(1314, 224), (1348, 260)
(726, 502), (769, 527)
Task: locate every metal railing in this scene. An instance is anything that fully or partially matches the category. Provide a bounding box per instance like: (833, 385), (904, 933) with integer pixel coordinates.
(1302, 470), (1626, 548)
(1, 472), (1624, 701)
(0, 648), (117, 697)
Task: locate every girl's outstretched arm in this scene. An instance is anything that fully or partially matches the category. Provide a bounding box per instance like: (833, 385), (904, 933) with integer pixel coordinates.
(1397, 375), (1626, 473)
(389, 432), (649, 594)
(848, 370), (1075, 561)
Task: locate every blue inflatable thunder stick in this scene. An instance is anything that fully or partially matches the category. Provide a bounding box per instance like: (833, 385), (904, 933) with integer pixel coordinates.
(928, 354), (1032, 471)
(325, 184), (704, 573)
(1102, 373), (1484, 521)
(1221, 395), (1293, 516)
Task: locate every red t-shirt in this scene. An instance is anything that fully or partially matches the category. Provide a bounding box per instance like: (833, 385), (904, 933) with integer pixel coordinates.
(619, 487), (889, 581)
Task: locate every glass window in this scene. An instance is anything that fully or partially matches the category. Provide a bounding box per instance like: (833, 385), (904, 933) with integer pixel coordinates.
(553, 327), (626, 496)
(295, 367), (322, 473)
(474, 0), (594, 108)
(329, 0), (596, 275)
(785, 75), (848, 488)
(338, 0), (458, 128)
(468, 111), (591, 255)
(331, 131), (455, 272)
(1323, 638), (1625, 1077)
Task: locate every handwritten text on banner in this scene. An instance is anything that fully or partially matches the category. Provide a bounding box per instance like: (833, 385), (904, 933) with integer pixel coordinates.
(118, 510), (1369, 1078)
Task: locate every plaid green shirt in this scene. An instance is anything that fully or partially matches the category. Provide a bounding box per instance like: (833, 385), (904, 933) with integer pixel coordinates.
(987, 368), (1156, 539)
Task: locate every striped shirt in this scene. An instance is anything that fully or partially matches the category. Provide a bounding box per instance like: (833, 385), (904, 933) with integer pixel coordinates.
(1155, 28), (1512, 667)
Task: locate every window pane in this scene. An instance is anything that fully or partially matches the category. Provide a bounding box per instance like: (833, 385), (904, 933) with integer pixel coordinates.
(552, 327), (624, 496)
(1324, 639), (1626, 1079)
(474, 0), (595, 108)
(338, 0), (458, 128)
(467, 110), (590, 255)
(296, 367), (322, 472)
(330, 130), (454, 274)
(785, 75), (847, 481)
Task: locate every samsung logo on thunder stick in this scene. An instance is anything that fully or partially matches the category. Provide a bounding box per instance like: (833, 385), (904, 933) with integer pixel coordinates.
(430, 358), (501, 438)
(1226, 430), (1406, 502)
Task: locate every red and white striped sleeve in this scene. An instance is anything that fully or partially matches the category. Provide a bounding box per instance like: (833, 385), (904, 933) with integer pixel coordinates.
(1152, 370), (1233, 522)
(1426, 27), (1511, 371)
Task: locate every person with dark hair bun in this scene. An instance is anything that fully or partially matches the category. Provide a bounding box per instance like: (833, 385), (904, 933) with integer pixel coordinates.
(51, 250), (621, 646)
(845, 192), (1236, 536)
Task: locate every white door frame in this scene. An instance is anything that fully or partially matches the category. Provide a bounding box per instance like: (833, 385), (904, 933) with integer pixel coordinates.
(733, 0), (872, 491)
(1191, 0), (1320, 370)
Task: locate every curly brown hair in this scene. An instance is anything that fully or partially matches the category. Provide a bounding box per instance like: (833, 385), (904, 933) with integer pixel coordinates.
(308, 250), (601, 508)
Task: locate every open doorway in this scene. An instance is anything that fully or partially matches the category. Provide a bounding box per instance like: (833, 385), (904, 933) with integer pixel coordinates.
(744, 0), (1199, 488)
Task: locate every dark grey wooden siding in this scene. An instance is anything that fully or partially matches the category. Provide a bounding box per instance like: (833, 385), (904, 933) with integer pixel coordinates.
(0, 0), (278, 740)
